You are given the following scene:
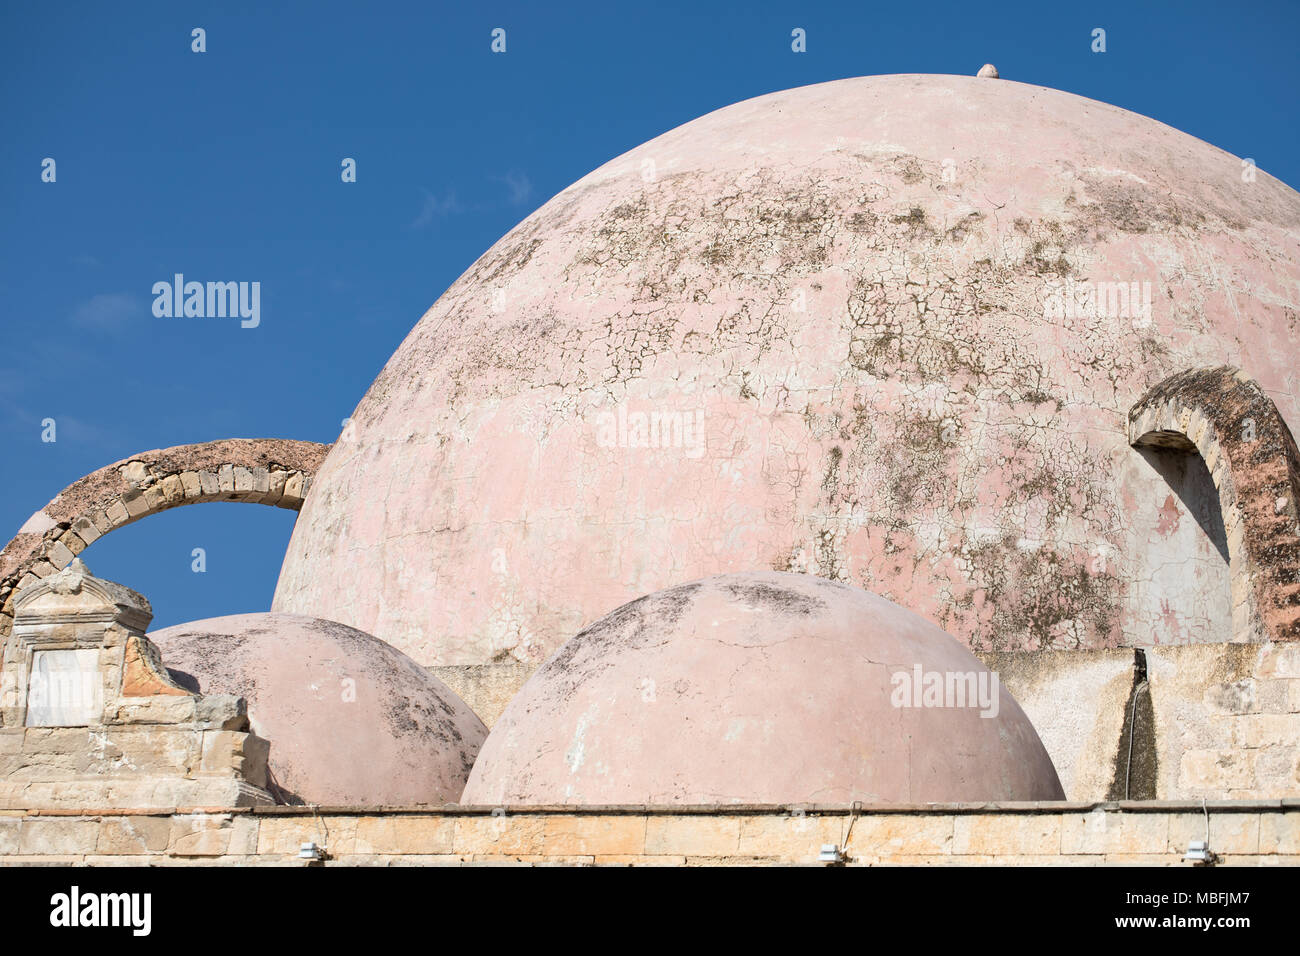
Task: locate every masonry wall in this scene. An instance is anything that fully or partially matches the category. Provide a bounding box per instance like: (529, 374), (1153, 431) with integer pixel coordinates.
(0, 803), (1294, 866)
(1148, 643), (1300, 799)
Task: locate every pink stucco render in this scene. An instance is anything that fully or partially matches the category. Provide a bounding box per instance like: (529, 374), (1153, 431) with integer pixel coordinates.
(149, 613), (487, 806)
(463, 572), (1064, 805)
(273, 73), (1300, 667)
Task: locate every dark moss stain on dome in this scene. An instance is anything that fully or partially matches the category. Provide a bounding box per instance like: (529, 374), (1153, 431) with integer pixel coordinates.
(1078, 176), (1209, 235)
(535, 582), (702, 698)
(720, 581), (827, 616)
(158, 630), (255, 701)
(821, 445), (843, 494)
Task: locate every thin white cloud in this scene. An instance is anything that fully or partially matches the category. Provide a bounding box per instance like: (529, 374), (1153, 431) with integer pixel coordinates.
(409, 172), (532, 230)
(499, 170), (533, 205)
(70, 292), (143, 329)
(411, 188), (461, 229)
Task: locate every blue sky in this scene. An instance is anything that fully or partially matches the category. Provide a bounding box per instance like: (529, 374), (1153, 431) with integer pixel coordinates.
(2, 0), (1298, 631)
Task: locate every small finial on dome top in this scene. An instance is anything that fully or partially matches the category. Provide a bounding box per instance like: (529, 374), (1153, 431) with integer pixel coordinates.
(977, 63), (999, 79)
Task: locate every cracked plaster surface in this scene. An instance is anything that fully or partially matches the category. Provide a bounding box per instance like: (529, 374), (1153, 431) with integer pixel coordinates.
(273, 75), (1300, 667)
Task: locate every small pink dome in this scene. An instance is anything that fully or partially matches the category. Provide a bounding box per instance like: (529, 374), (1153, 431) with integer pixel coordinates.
(150, 612), (487, 806)
(463, 572), (1063, 804)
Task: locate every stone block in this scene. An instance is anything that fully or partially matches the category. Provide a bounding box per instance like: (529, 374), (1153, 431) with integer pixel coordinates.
(109, 694), (199, 726)
(121, 635), (192, 698)
(1204, 678), (1257, 715)
(735, 814), (843, 860)
(47, 540), (74, 571)
(1239, 713), (1299, 749)
(845, 814), (955, 858)
(1168, 812), (1259, 855)
(24, 727), (93, 756)
(262, 470), (288, 506)
(1100, 853), (1178, 865)
(1180, 750), (1256, 792)
(119, 461), (149, 485)
(158, 474), (185, 506)
(104, 499), (130, 527)
(355, 815), (455, 854)
(1256, 679), (1291, 713)
(281, 472), (305, 506)
(192, 693), (248, 731)
(644, 815), (741, 856)
(952, 814), (1062, 855)
(256, 816), (334, 856)
(0, 816), (19, 854)
(1258, 644), (1300, 679)
(255, 817), (304, 856)
(99, 725), (199, 774)
(121, 490), (148, 519)
(19, 818), (98, 855)
(143, 484), (168, 513)
(179, 471), (201, 498)
(1253, 744), (1297, 777)
(97, 816), (171, 854)
(71, 516), (101, 545)
(170, 814), (235, 856)
(1060, 809), (1169, 855)
(543, 814), (646, 856)
(453, 814), (545, 856)
(1258, 813), (1300, 854)
(198, 730), (247, 775)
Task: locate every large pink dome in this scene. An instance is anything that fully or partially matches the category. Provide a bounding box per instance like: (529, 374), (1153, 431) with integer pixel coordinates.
(462, 572), (1064, 805)
(273, 73), (1300, 666)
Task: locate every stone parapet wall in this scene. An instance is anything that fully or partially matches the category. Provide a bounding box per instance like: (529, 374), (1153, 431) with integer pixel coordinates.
(1149, 643), (1300, 799)
(999, 642), (1300, 802)
(0, 802), (1293, 865)
(0, 726), (270, 810)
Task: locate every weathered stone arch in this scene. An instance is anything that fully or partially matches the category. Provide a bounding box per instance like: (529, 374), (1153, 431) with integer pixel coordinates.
(1128, 367), (1300, 643)
(0, 438), (330, 637)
